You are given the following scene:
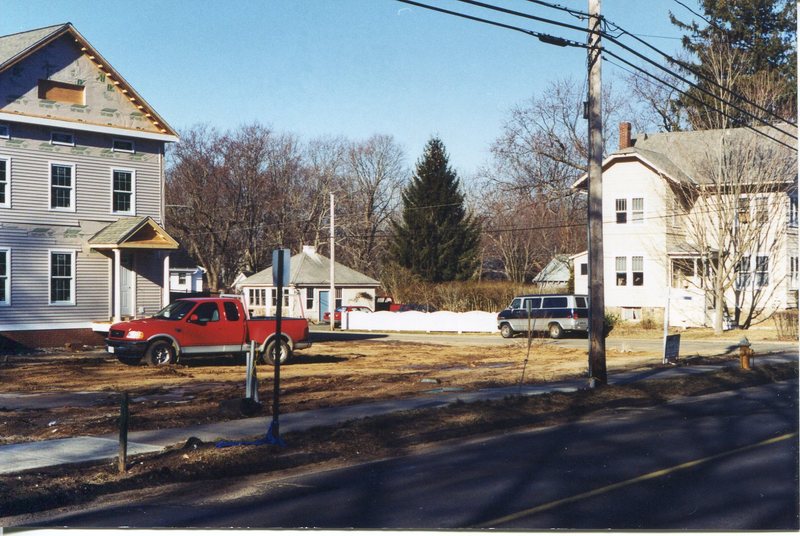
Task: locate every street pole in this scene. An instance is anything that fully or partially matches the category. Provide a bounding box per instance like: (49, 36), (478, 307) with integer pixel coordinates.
(329, 192), (336, 331)
(587, 0), (607, 386)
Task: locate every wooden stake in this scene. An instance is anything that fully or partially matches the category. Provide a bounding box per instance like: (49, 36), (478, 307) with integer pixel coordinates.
(119, 391), (129, 474)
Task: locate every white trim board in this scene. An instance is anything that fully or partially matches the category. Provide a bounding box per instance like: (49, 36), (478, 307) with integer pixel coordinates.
(0, 112), (179, 143)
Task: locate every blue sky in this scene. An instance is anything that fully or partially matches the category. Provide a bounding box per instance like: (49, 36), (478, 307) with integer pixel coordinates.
(1, 1), (693, 177)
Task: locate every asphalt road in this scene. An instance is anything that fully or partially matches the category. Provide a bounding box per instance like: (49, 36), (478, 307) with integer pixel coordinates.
(32, 379), (798, 530)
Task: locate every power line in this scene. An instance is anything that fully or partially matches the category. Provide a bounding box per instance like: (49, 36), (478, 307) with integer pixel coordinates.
(396, 0), (586, 48)
(449, 0), (797, 139)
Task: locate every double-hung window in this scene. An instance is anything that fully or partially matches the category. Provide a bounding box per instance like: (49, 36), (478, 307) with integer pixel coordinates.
(0, 124), (9, 139)
(615, 197), (644, 224)
(306, 288), (314, 310)
(615, 257), (627, 286)
(632, 256), (644, 286)
(111, 169), (135, 214)
(271, 287), (290, 307)
(789, 193), (798, 228)
(736, 256), (752, 289)
(50, 163), (75, 211)
(755, 256), (769, 288)
(49, 250), (75, 305)
(0, 157), (9, 208)
(615, 199), (627, 224)
(790, 257), (799, 290)
(0, 248), (9, 305)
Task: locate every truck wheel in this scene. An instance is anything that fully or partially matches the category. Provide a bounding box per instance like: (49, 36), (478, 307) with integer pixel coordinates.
(146, 340), (176, 366)
(500, 323), (515, 339)
(548, 323), (564, 339)
(263, 339), (292, 365)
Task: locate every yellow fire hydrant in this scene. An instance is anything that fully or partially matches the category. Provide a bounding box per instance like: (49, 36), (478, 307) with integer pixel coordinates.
(739, 337), (754, 370)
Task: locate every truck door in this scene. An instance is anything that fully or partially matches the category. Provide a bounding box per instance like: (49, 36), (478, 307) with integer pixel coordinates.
(179, 302), (239, 354)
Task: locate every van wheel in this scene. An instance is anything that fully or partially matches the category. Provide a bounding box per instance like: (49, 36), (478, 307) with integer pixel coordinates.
(263, 339), (292, 365)
(548, 323), (564, 339)
(146, 340), (176, 366)
(500, 323), (515, 339)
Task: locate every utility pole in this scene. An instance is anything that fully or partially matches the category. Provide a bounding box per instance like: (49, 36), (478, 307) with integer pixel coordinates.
(587, 0), (607, 385)
(329, 192), (336, 331)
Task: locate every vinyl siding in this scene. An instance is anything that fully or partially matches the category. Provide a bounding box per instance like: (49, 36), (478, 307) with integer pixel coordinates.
(0, 224), (110, 328)
(0, 122), (164, 226)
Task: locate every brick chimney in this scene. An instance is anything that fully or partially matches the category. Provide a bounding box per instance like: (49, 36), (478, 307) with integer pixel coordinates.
(619, 122), (632, 150)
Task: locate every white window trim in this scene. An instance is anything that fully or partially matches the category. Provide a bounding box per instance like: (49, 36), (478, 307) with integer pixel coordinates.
(0, 123), (9, 139)
(790, 256), (799, 290)
(789, 194), (798, 228)
(754, 254), (770, 289)
(0, 156), (10, 209)
(48, 249), (77, 306)
(50, 131), (75, 147)
(49, 161), (76, 212)
(630, 196), (645, 225)
(110, 167), (136, 215)
(112, 138), (136, 153)
(0, 248), (10, 306)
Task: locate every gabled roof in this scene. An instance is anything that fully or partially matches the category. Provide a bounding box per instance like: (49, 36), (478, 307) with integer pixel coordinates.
(531, 255), (572, 283)
(0, 23), (177, 138)
(242, 247), (380, 287)
(88, 216), (179, 250)
(573, 123), (796, 190)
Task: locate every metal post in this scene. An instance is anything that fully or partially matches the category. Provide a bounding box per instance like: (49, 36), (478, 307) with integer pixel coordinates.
(272, 252), (284, 440)
(587, 0), (607, 385)
(118, 392), (129, 474)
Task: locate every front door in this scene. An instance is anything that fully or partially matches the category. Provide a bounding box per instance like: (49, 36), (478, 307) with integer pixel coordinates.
(120, 252), (135, 317)
(319, 290), (329, 321)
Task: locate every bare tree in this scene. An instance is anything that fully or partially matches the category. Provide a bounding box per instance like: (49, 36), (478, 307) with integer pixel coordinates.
(337, 134), (407, 277)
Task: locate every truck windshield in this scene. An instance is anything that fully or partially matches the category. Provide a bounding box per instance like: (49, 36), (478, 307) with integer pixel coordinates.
(152, 301), (195, 321)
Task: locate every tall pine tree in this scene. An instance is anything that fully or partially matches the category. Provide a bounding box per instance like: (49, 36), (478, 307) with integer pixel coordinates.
(390, 138), (481, 282)
(670, 0), (796, 129)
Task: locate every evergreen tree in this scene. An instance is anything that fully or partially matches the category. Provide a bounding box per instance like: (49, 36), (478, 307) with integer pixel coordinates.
(670, 0), (797, 129)
(390, 138), (481, 282)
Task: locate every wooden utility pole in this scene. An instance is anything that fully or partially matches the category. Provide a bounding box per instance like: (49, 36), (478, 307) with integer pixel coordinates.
(587, 0), (607, 385)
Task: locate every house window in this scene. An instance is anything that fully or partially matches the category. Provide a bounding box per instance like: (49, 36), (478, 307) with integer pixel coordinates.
(112, 169), (134, 214)
(632, 256), (644, 286)
(790, 256), (799, 290)
(50, 163), (75, 211)
(615, 257), (627, 286)
(112, 139), (135, 153)
(39, 79), (85, 105)
(755, 255), (769, 288)
(631, 198), (644, 223)
(335, 287), (343, 309)
(0, 124), (8, 138)
(49, 250), (75, 305)
(50, 131), (75, 147)
(248, 288), (266, 306)
(580, 263), (588, 276)
(0, 249), (9, 305)
(178, 273), (187, 285)
(737, 197), (751, 224)
(736, 256), (751, 289)
(621, 307), (642, 321)
(615, 198), (627, 224)
(306, 288), (314, 310)
(271, 288), (290, 307)
(671, 258), (696, 288)
(0, 157), (9, 208)
(753, 197), (768, 224)
(789, 194), (798, 227)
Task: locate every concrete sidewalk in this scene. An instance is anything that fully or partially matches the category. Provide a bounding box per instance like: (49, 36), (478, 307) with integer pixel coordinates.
(0, 352), (794, 475)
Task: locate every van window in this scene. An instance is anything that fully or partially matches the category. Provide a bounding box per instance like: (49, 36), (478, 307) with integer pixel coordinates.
(510, 298), (522, 309)
(542, 297), (568, 308)
(575, 297), (587, 308)
(522, 298), (541, 310)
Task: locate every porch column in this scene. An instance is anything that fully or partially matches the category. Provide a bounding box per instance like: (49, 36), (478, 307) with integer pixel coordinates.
(113, 248), (121, 322)
(163, 252), (171, 307)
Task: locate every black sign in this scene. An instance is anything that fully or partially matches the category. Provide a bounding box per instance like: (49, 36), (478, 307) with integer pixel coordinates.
(664, 334), (681, 362)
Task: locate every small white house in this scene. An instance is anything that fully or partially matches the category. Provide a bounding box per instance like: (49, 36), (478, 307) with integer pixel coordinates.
(169, 266), (206, 294)
(239, 245), (380, 321)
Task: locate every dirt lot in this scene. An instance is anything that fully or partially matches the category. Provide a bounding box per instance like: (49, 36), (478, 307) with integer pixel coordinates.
(1, 335), (679, 444)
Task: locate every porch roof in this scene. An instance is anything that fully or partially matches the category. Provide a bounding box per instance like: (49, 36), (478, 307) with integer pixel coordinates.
(88, 216), (179, 250)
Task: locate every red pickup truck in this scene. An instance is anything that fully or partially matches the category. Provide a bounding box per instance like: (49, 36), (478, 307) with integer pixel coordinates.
(105, 297), (312, 366)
